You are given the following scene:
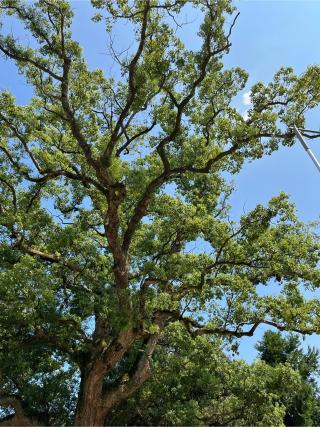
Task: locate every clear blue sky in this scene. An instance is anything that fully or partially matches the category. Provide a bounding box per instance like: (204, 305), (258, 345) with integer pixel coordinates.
(1, 0), (320, 362)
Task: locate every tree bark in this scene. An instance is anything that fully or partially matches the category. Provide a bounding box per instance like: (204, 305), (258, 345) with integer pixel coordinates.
(74, 328), (139, 426)
(74, 359), (107, 426)
(73, 333), (159, 426)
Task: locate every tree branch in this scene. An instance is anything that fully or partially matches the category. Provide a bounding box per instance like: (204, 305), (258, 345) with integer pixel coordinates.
(11, 229), (83, 273)
(100, 333), (160, 420)
(100, 0), (151, 166)
(156, 310), (319, 338)
(121, 11), (240, 253)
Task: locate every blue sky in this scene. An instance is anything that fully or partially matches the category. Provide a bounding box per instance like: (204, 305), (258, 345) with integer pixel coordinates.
(1, 0), (320, 362)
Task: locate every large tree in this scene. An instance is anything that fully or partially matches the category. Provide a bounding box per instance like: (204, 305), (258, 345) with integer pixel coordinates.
(0, 0), (320, 425)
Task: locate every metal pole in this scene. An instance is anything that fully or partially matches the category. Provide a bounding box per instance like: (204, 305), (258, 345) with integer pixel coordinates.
(293, 125), (320, 173)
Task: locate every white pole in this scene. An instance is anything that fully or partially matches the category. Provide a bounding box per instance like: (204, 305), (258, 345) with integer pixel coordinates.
(293, 125), (320, 173)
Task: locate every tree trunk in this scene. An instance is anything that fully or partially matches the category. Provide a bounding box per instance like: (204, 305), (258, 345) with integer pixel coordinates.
(73, 330), (160, 426)
(74, 361), (107, 426)
(74, 408), (105, 427)
(74, 329), (139, 426)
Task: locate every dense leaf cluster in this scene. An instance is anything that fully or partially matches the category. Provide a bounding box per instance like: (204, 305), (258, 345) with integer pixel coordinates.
(0, 0), (319, 424)
(109, 329), (320, 426)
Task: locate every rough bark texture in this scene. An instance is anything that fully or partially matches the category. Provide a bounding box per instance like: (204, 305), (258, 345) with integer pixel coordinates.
(74, 361), (106, 426)
(74, 333), (160, 426)
(74, 328), (139, 425)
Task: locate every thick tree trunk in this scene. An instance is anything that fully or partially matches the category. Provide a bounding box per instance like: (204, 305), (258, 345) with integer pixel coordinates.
(73, 333), (160, 426)
(74, 360), (107, 426)
(74, 407), (106, 427)
(75, 394), (125, 426)
(74, 329), (139, 426)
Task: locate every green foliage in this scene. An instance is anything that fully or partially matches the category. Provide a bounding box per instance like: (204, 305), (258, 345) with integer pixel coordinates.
(109, 325), (310, 426)
(0, 346), (78, 425)
(0, 0), (319, 424)
(257, 331), (320, 426)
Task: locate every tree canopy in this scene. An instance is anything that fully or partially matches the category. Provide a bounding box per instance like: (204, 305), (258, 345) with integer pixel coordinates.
(0, 0), (320, 425)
